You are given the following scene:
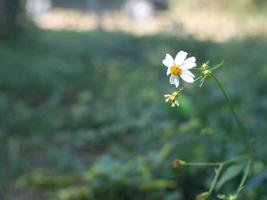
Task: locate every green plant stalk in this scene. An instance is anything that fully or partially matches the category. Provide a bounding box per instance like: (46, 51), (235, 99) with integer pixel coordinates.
(211, 74), (253, 198)
(223, 155), (248, 165)
(235, 159), (252, 197)
(178, 76), (203, 93)
(186, 162), (220, 166)
(208, 163), (224, 196)
(185, 154), (248, 167)
(210, 74), (252, 154)
(176, 72), (253, 197)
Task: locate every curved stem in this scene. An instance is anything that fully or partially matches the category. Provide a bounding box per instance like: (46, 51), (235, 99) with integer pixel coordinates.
(235, 159), (252, 197)
(223, 155), (248, 165)
(211, 74), (252, 154)
(208, 163), (224, 195)
(211, 74), (253, 198)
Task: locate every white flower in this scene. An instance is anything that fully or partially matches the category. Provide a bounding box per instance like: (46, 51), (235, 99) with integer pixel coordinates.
(162, 51), (197, 88)
(164, 91), (179, 107)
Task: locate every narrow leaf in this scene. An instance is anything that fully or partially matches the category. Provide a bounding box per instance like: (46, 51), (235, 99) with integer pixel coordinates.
(211, 60), (224, 71)
(216, 163), (244, 191)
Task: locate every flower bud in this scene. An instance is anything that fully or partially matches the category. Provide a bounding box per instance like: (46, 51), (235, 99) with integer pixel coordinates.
(172, 159), (186, 168)
(202, 69), (212, 77)
(196, 192), (209, 200)
(200, 62), (212, 77)
(201, 62), (209, 69)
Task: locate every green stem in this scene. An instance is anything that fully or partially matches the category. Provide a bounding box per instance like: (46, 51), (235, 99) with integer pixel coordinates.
(178, 76), (203, 93)
(208, 163), (224, 195)
(210, 74), (254, 199)
(186, 154), (248, 167)
(186, 162), (220, 166)
(235, 159), (252, 197)
(211, 74), (252, 154)
(223, 155), (248, 165)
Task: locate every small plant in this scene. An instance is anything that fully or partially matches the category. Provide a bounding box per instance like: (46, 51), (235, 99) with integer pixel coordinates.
(162, 51), (253, 200)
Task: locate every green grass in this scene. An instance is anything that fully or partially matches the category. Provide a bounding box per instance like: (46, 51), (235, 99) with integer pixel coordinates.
(0, 28), (267, 200)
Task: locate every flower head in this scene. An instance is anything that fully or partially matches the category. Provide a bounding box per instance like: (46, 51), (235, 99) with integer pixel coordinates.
(172, 159), (186, 168)
(164, 91), (179, 107)
(162, 51), (197, 88)
(201, 62), (212, 77)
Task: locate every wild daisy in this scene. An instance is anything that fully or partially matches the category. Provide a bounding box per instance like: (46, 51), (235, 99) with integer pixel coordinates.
(162, 51), (196, 88)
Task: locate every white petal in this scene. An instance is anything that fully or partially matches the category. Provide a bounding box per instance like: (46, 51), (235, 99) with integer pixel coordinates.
(181, 62), (196, 70)
(169, 75), (179, 88)
(162, 54), (174, 67)
(184, 56), (196, 64)
(175, 51), (188, 65)
(181, 56), (196, 70)
(180, 70), (195, 83)
(186, 70), (195, 78)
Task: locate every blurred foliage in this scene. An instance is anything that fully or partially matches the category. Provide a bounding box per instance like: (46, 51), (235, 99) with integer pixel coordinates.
(0, 0), (25, 37)
(0, 28), (267, 200)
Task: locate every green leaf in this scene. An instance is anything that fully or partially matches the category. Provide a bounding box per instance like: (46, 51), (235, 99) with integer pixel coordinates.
(216, 163), (244, 191)
(179, 95), (195, 116)
(211, 60), (224, 71)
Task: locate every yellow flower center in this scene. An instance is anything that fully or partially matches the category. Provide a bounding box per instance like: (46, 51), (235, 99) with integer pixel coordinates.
(170, 65), (182, 75)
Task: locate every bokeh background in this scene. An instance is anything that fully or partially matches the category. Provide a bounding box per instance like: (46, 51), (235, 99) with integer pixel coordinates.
(0, 0), (267, 199)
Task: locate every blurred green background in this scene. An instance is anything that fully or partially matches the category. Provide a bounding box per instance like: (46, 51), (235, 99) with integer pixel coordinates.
(0, 0), (267, 199)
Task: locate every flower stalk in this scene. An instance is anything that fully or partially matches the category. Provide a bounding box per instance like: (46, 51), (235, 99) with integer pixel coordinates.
(234, 159), (252, 197)
(208, 163), (224, 196)
(210, 74), (252, 155)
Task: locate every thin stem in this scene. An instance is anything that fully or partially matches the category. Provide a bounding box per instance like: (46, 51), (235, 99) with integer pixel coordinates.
(235, 159), (252, 197)
(186, 154), (248, 167)
(208, 163), (224, 195)
(186, 162), (220, 167)
(211, 74), (252, 154)
(223, 155), (248, 165)
(210, 74), (254, 198)
(178, 76), (203, 93)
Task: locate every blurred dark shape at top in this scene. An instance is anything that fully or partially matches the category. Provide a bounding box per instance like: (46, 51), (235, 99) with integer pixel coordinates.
(24, 0), (169, 30)
(51, 0), (168, 11)
(0, 0), (168, 39)
(0, 0), (25, 38)
(52, 0), (121, 11)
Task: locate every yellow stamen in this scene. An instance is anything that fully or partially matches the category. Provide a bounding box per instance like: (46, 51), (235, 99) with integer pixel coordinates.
(170, 65), (182, 75)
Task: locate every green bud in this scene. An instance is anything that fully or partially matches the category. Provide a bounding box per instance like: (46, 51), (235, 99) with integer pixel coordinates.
(196, 192), (209, 200)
